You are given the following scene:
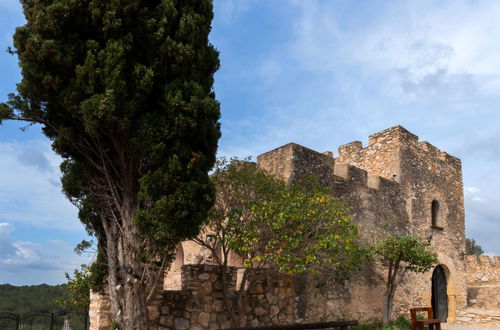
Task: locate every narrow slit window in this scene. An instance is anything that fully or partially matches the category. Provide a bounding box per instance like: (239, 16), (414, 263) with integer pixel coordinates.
(431, 200), (440, 227)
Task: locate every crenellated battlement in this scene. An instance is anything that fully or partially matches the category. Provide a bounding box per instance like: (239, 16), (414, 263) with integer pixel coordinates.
(332, 163), (398, 191)
(336, 126), (462, 184)
(418, 141), (461, 167)
(338, 141), (362, 156)
(466, 255), (500, 285)
(466, 255), (500, 269)
(257, 141), (399, 194)
(367, 125), (418, 147)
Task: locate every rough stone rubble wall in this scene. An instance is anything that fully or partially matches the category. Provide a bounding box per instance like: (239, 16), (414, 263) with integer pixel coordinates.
(257, 126), (466, 324)
(454, 256), (500, 326)
(89, 290), (112, 330)
(89, 265), (295, 330)
(332, 126), (467, 318)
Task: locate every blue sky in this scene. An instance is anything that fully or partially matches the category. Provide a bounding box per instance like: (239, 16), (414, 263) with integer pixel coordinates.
(0, 0), (499, 285)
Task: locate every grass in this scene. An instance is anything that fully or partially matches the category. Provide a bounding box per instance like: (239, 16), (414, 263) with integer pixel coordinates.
(351, 316), (412, 330)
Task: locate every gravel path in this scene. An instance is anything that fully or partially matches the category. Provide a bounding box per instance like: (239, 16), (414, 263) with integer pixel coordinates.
(442, 324), (500, 330)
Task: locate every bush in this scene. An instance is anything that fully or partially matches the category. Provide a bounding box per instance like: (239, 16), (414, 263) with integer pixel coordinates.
(394, 315), (411, 329)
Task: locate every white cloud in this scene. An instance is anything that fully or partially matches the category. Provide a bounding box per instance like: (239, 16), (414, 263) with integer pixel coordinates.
(465, 186), (480, 194)
(0, 222), (90, 284)
(471, 196), (484, 202)
(465, 193), (500, 255)
(289, 1), (500, 98)
(0, 222), (14, 235)
(0, 139), (81, 230)
(3, 241), (43, 266)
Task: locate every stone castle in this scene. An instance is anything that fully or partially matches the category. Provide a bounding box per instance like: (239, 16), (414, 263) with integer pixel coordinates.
(90, 126), (500, 329)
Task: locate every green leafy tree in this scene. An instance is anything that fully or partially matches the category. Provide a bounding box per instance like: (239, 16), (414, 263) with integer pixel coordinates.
(373, 234), (438, 325)
(57, 264), (95, 312)
(57, 241), (107, 312)
(465, 238), (484, 257)
(0, 284), (67, 314)
(194, 158), (364, 327)
(1, 1), (220, 328)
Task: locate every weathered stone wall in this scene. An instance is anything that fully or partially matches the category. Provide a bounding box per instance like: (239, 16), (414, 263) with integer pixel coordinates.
(464, 255), (500, 311)
(89, 290), (112, 330)
(89, 265), (295, 330)
(466, 255), (500, 286)
(454, 256), (500, 326)
(332, 126), (467, 319)
(257, 125), (467, 323)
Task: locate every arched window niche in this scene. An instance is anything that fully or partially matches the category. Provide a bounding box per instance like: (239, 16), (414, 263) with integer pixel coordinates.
(431, 200), (443, 230)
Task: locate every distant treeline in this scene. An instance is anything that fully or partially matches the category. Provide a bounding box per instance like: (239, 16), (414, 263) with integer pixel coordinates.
(0, 284), (68, 314)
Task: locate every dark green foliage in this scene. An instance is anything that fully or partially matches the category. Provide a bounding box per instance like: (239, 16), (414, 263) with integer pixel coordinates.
(4, 0), (220, 249)
(351, 321), (382, 330)
(351, 316), (411, 330)
(3, 1), (220, 326)
(394, 315), (411, 329)
(0, 284), (67, 314)
(466, 238), (484, 257)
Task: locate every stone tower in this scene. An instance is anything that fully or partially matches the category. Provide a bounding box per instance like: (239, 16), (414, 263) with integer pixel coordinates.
(258, 125), (466, 321)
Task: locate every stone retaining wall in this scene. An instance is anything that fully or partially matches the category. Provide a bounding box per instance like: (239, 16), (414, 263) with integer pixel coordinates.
(454, 255), (500, 326)
(89, 265), (295, 330)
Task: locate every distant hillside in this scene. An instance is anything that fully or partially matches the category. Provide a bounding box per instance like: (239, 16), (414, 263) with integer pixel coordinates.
(0, 284), (68, 314)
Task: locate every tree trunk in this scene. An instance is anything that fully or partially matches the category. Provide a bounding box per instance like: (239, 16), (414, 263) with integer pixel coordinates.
(220, 264), (239, 328)
(104, 222), (124, 327)
(103, 202), (150, 330)
(382, 284), (396, 326)
(237, 270), (256, 328)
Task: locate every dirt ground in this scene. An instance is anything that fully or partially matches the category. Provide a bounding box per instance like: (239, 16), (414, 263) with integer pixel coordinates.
(442, 324), (500, 330)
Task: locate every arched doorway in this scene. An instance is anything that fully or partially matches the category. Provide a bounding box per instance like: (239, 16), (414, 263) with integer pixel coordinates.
(164, 244), (184, 290)
(432, 265), (448, 322)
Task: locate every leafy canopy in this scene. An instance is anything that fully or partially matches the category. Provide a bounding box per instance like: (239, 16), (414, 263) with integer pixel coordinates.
(199, 158), (365, 281)
(373, 234), (438, 274)
(373, 233), (438, 325)
(2, 0), (220, 248)
(2, 1), (221, 326)
(466, 238), (484, 257)
(57, 242), (107, 312)
(242, 177), (364, 279)
(0, 284), (67, 314)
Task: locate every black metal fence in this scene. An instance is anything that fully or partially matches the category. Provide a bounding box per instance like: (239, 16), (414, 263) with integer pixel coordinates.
(0, 310), (88, 330)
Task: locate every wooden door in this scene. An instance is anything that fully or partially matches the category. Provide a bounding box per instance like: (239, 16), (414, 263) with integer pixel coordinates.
(432, 265), (448, 322)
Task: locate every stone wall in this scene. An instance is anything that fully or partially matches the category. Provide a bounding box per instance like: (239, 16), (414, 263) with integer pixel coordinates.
(454, 256), (500, 326)
(89, 290), (112, 330)
(331, 126), (467, 318)
(90, 265), (296, 330)
(466, 255), (500, 286)
(257, 126), (467, 323)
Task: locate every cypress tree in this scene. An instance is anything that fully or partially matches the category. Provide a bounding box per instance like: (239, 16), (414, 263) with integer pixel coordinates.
(1, 0), (220, 328)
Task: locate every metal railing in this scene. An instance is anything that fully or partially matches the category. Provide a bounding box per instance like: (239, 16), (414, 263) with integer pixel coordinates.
(0, 310), (88, 330)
